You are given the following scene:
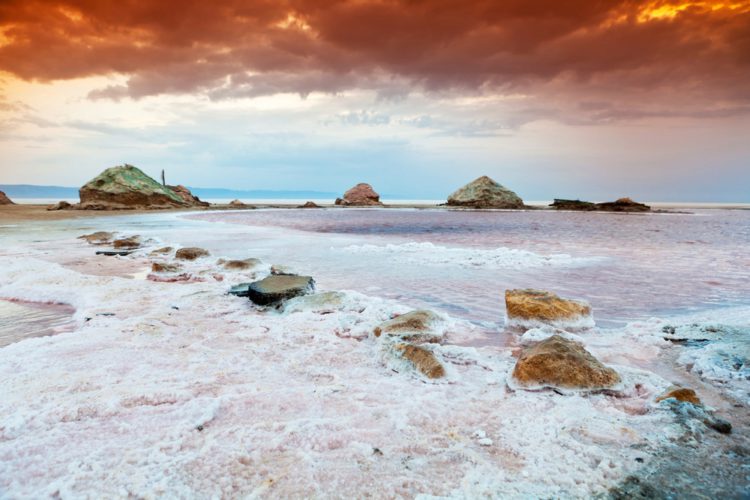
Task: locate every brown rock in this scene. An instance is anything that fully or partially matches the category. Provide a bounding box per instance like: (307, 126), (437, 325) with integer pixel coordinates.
(228, 199), (247, 207)
(335, 183), (383, 206)
(47, 201), (72, 211)
(113, 236), (141, 249)
(505, 289), (592, 326)
(394, 343), (445, 379)
(175, 247), (210, 260)
(150, 246), (173, 255)
(151, 262), (182, 273)
(374, 310), (445, 343)
(168, 185), (209, 207)
(0, 191), (14, 205)
(78, 231), (115, 245)
(655, 386), (701, 405)
(511, 335), (620, 391)
(222, 258), (262, 270)
(298, 201), (321, 208)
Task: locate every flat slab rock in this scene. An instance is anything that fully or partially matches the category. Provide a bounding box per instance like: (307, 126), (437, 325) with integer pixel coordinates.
(245, 275), (315, 305)
(511, 335), (621, 391)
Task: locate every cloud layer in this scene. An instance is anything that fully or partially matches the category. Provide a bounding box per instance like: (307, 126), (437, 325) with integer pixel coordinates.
(1, 0), (749, 120)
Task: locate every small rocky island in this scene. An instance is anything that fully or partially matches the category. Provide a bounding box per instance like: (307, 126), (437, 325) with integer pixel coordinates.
(550, 197), (651, 212)
(335, 183), (383, 206)
(447, 176), (525, 209)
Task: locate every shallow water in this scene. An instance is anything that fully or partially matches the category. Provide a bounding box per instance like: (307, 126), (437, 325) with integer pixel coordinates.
(0, 300), (76, 347)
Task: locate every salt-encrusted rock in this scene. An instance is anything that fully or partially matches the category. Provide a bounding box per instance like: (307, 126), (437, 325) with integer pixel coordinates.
(374, 310), (445, 344)
(335, 183), (383, 206)
(550, 197), (650, 212)
(298, 201), (321, 208)
(175, 247), (210, 260)
(0, 191), (14, 205)
(510, 335), (621, 391)
(47, 201), (72, 211)
(271, 264), (296, 276)
(168, 185), (209, 207)
(447, 176), (524, 209)
(79, 165), (189, 210)
(394, 343), (445, 379)
(655, 386), (701, 405)
(283, 291), (346, 314)
(78, 231), (114, 244)
(663, 398), (732, 434)
(113, 236), (141, 249)
(220, 258), (261, 271)
(505, 289), (593, 329)
(151, 262), (181, 273)
(246, 275), (315, 305)
(150, 246), (173, 255)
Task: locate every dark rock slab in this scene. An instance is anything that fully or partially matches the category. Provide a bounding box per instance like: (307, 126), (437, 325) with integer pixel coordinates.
(96, 250), (134, 256)
(246, 275), (315, 305)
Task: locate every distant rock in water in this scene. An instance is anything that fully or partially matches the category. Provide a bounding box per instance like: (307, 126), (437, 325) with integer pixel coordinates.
(0, 191), (14, 205)
(298, 201), (321, 208)
(168, 185), (209, 207)
(550, 197), (650, 212)
(47, 201), (72, 211)
(78, 164), (191, 210)
(447, 176), (525, 209)
(335, 183), (383, 206)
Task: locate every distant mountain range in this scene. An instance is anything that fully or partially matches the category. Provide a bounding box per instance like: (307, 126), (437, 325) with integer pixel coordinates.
(0, 184), (339, 200)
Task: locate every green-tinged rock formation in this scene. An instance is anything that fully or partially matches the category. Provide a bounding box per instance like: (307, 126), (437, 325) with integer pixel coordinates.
(447, 176), (525, 209)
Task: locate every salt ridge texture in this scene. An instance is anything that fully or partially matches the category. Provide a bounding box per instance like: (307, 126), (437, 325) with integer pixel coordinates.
(0, 234), (741, 497)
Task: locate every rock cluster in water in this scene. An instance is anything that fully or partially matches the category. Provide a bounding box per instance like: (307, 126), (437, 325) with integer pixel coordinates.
(0, 191), (15, 205)
(75, 165), (207, 210)
(447, 176), (525, 209)
(550, 197), (651, 212)
(335, 183), (383, 206)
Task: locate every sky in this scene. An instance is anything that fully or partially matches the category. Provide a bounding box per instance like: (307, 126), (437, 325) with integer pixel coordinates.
(0, 0), (749, 201)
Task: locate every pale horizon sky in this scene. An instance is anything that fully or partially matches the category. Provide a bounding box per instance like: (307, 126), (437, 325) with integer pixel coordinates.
(1, 1), (749, 202)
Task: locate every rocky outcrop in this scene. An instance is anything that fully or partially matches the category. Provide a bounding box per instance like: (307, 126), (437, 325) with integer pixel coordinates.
(550, 197), (650, 212)
(112, 236), (141, 249)
(374, 310), (445, 344)
(168, 185), (209, 207)
(175, 247), (210, 260)
(447, 176), (525, 209)
(219, 258), (261, 271)
(47, 201), (72, 211)
(150, 246), (173, 255)
(505, 289), (593, 329)
(78, 165), (190, 210)
(246, 275), (315, 305)
(510, 335), (621, 391)
(0, 191), (14, 205)
(78, 231), (114, 245)
(298, 201), (321, 208)
(394, 343), (445, 379)
(335, 183), (383, 206)
(655, 386), (701, 405)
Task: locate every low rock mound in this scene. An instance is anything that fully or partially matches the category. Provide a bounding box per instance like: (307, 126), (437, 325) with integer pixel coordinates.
(298, 201), (321, 208)
(550, 197), (650, 212)
(655, 386), (701, 405)
(78, 232), (114, 245)
(0, 191), (14, 205)
(394, 343), (445, 379)
(47, 201), (72, 211)
(175, 247), (210, 260)
(374, 310), (445, 344)
(335, 183), (383, 206)
(510, 335), (621, 391)
(447, 176), (524, 209)
(113, 236), (141, 249)
(79, 165), (190, 210)
(505, 289), (593, 329)
(219, 258), (261, 271)
(246, 275), (315, 305)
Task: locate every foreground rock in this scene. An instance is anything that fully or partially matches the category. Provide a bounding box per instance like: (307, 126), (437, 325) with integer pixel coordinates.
(78, 231), (114, 245)
(510, 335), (621, 391)
(374, 310), (445, 344)
(246, 275), (315, 305)
(447, 176), (525, 209)
(394, 343), (445, 379)
(505, 289), (593, 329)
(78, 165), (191, 210)
(335, 183), (383, 206)
(0, 191), (14, 205)
(550, 197), (651, 212)
(175, 247), (210, 260)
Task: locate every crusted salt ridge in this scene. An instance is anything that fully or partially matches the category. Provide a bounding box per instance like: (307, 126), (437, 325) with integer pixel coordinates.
(335, 242), (604, 270)
(0, 235), (736, 498)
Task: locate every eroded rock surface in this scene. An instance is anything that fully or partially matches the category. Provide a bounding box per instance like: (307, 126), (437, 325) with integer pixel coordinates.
(394, 343), (445, 379)
(79, 165), (189, 210)
(335, 183), (383, 206)
(505, 289), (593, 328)
(550, 197), (651, 212)
(447, 176), (524, 209)
(510, 335), (621, 391)
(0, 191), (14, 205)
(374, 310), (445, 344)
